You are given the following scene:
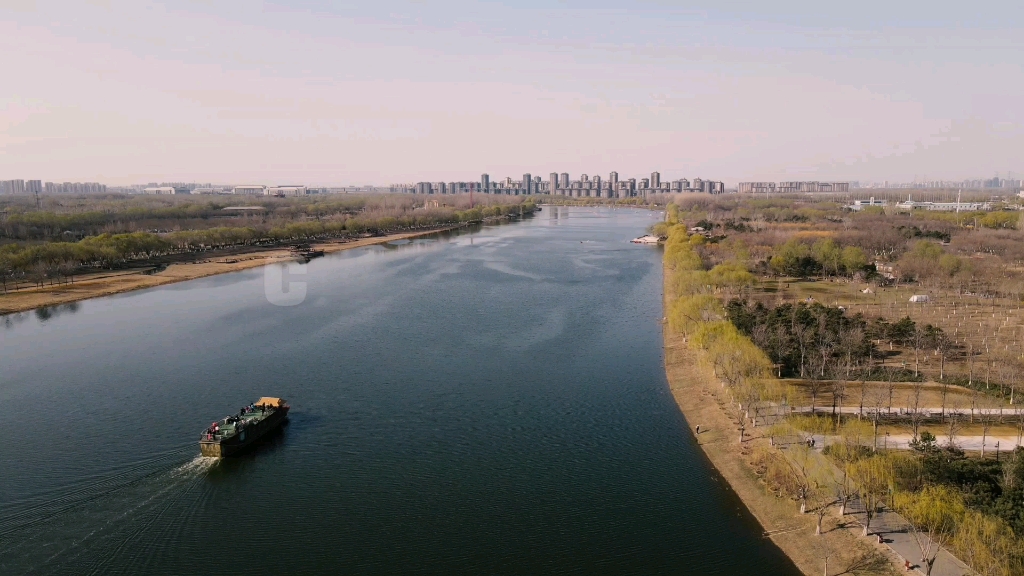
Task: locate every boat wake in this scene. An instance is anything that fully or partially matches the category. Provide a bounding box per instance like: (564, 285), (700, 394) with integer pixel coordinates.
(172, 455), (219, 477)
(0, 447), (216, 575)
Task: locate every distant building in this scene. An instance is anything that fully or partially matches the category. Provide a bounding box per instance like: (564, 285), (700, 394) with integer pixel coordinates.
(144, 187), (177, 195)
(0, 179), (25, 194)
(738, 182), (776, 194)
(849, 197), (887, 211)
(481, 174), (490, 193)
(741, 181), (848, 194)
(522, 173), (532, 194)
(44, 181), (108, 194)
(232, 185), (267, 195)
(269, 186), (307, 197)
(895, 199), (991, 212)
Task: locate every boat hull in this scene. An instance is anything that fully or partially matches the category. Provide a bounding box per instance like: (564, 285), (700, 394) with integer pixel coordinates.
(199, 407), (289, 457)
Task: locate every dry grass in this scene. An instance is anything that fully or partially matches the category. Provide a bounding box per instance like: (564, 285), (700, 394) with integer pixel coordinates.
(756, 277), (1024, 389)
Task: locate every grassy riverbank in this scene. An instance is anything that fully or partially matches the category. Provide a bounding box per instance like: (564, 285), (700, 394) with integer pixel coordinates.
(662, 255), (899, 576)
(0, 226), (456, 315)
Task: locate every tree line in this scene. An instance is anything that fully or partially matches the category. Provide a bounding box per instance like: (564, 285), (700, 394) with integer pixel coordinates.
(725, 300), (957, 382)
(0, 200), (535, 292)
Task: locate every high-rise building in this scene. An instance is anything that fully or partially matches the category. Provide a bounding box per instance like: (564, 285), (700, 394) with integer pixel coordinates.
(522, 173), (532, 194)
(481, 174), (490, 193)
(559, 173), (569, 189)
(0, 179), (26, 194)
(26, 180), (42, 194)
(549, 172), (558, 194)
(651, 172), (660, 189)
(609, 171), (618, 189)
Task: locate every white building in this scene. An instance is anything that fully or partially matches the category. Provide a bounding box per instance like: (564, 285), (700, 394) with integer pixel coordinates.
(849, 197), (888, 211)
(895, 200), (990, 212)
(232, 185), (267, 195)
(268, 186), (307, 197)
(143, 187), (176, 195)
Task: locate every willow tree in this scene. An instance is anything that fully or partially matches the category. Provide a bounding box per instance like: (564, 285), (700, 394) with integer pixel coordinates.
(847, 455), (891, 537)
(895, 485), (966, 576)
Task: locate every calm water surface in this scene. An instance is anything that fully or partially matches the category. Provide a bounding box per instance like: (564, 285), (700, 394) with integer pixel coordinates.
(0, 207), (799, 575)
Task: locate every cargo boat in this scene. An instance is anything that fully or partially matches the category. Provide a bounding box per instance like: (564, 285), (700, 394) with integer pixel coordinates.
(199, 397), (290, 457)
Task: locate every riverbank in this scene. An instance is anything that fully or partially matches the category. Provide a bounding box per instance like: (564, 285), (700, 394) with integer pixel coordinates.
(662, 264), (900, 576)
(0, 227), (459, 315)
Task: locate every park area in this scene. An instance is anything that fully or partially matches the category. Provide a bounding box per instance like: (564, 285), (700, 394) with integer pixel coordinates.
(660, 193), (1024, 575)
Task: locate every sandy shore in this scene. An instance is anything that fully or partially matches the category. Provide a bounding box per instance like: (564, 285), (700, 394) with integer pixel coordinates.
(0, 227), (458, 315)
(662, 265), (901, 576)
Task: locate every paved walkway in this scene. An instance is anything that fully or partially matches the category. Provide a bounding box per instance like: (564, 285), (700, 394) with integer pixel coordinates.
(791, 406), (1021, 417)
(775, 436), (973, 576)
(844, 499), (972, 576)
(804, 432), (1019, 452)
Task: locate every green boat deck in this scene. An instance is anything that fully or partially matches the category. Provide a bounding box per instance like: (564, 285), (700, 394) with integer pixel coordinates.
(203, 406), (280, 441)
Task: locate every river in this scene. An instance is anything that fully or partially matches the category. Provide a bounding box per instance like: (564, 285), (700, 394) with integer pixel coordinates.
(0, 206), (799, 575)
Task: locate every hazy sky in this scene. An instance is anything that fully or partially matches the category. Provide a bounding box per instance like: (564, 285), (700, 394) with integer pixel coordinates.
(2, 1), (1022, 185)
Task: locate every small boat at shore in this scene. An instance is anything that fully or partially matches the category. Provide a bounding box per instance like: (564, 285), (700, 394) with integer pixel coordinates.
(631, 235), (662, 244)
(290, 244), (325, 262)
(199, 397), (290, 457)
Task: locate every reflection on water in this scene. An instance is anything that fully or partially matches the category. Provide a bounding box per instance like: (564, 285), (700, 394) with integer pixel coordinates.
(0, 208), (798, 576)
(2, 301), (81, 328)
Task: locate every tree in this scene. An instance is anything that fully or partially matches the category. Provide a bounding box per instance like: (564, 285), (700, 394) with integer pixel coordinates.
(813, 238), (843, 278)
(944, 409), (963, 450)
(932, 327), (955, 385)
(848, 456), (890, 537)
(0, 253), (12, 293)
(951, 510), (1020, 576)
(895, 485), (966, 576)
(906, 381), (926, 442)
(980, 412), (994, 459)
(907, 325), (932, 378)
(831, 421), (873, 517)
(840, 246), (869, 276)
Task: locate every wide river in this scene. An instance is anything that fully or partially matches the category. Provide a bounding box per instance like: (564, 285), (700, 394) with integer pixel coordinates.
(0, 207), (799, 575)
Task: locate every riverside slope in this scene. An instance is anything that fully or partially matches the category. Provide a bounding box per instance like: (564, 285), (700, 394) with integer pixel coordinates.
(662, 261), (902, 576)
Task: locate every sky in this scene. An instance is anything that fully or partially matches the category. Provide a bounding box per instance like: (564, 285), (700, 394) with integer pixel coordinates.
(1, 0), (1022, 186)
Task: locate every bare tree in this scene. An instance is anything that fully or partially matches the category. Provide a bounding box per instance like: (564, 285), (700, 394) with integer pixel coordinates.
(909, 326), (928, 378)
(944, 409), (963, 450)
(906, 381), (926, 442)
(884, 365), (899, 416)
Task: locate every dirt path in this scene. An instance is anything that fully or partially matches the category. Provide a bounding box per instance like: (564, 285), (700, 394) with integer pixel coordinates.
(0, 227), (458, 315)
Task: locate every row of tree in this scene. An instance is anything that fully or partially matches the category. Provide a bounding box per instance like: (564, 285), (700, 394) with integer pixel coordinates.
(0, 201), (536, 291)
(767, 417), (1024, 575)
(726, 299), (959, 381)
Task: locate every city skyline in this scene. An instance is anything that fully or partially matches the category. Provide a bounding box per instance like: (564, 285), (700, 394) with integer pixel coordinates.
(2, 2), (1023, 185)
